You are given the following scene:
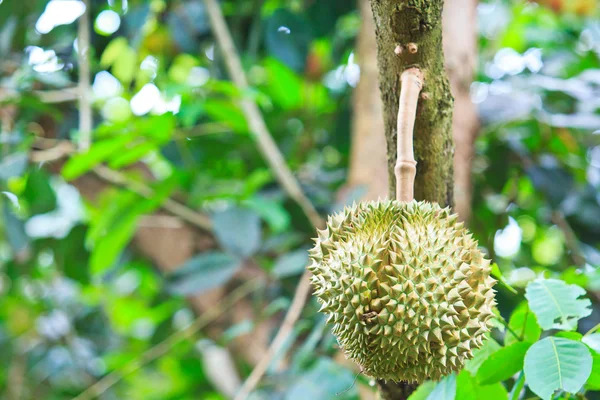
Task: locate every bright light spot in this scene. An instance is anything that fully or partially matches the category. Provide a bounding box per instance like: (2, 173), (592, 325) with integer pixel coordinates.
(140, 56), (158, 79)
(92, 71), (122, 99)
(35, 0), (86, 34)
(27, 46), (64, 73)
(345, 52), (360, 87)
(494, 217), (523, 258)
(131, 318), (155, 339)
(108, 0), (128, 12)
(95, 10), (121, 35)
(523, 48), (543, 73)
(130, 83), (161, 116)
(470, 82), (489, 104)
(205, 44), (215, 61)
(494, 48), (525, 76)
(153, 94), (181, 115)
(36, 310), (71, 340)
(507, 267), (536, 288)
(114, 270), (141, 295)
(173, 309), (194, 329)
(25, 181), (84, 239)
(188, 67), (210, 87)
(278, 26), (291, 34)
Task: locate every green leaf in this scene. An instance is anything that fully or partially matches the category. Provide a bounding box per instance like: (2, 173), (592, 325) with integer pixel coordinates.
(112, 47), (137, 85)
(23, 169), (56, 214)
(407, 381), (436, 400)
(426, 374), (456, 400)
(524, 337), (592, 400)
(285, 357), (357, 399)
(272, 249), (308, 278)
(167, 252), (242, 295)
(457, 370), (508, 400)
(100, 37), (129, 67)
(212, 207), (261, 258)
(491, 263), (518, 294)
(62, 135), (135, 180)
(509, 371), (525, 400)
(476, 342), (531, 385)
(525, 278), (592, 331)
(244, 196), (290, 234)
(504, 306), (542, 346)
(108, 142), (157, 169)
(89, 178), (178, 275)
(465, 337), (502, 374)
(586, 351), (600, 390)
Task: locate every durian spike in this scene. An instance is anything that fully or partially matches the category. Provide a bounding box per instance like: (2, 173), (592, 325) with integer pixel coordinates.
(395, 68), (423, 202)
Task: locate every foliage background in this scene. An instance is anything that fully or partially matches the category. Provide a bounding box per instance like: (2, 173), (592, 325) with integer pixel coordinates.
(0, 0), (599, 399)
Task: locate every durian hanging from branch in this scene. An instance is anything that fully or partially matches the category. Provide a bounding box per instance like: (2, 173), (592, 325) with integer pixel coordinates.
(308, 68), (497, 384)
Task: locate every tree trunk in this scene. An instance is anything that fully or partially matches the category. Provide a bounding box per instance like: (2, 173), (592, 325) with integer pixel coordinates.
(368, 0), (454, 398)
(443, 0), (479, 222)
(348, 0), (389, 202)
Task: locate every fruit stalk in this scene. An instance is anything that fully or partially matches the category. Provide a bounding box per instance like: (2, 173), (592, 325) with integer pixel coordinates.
(395, 68), (423, 202)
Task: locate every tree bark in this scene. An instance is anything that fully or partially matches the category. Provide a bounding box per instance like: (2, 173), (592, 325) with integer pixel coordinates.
(443, 0), (479, 222)
(348, 0), (389, 202)
(368, 0), (454, 398)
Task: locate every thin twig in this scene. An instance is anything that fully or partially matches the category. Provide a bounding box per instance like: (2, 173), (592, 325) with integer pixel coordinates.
(202, 1), (326, 398)
(395, 68), (423, 202)
(92, 165), (213, 231)
(77, 0), (92, 151)
(29, 142), (213, 231)
(551, 211), (586, 267)
(0, 88), (79, 104)
(72, 278), (264, 400)
(235, 271), (311, 400)
(203, 0), (323, 229)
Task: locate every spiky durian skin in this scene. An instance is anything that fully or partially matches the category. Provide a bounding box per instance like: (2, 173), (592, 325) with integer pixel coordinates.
(308, 200), (496, 383)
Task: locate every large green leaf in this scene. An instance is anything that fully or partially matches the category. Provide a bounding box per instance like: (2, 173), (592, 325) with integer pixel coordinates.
(465, 337), (502, 374)
(504, 306), (542, 346)
(62, 135), (135, 180)
(167, 252), (242, 295)
(476, 342), (531, 384)
(272, 248), (309, 278)
(212, 207), (261, 258)
(524, 279), (592, 331)
(426, 374), (456, 400)
(524, 337), (592, 400)
(456, 370), (508, 400)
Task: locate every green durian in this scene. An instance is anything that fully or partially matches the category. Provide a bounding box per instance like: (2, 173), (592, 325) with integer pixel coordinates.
(308, 200), (496, 383)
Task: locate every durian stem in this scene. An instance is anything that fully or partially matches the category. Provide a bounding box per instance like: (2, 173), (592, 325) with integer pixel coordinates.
(395, 68), (423, 202)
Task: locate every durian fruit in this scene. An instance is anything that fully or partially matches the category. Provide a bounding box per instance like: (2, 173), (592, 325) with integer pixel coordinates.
(308, 200), (496, 383)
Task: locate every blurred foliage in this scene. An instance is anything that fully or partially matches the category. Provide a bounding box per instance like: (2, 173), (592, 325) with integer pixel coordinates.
(0, 0), (599, 399)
